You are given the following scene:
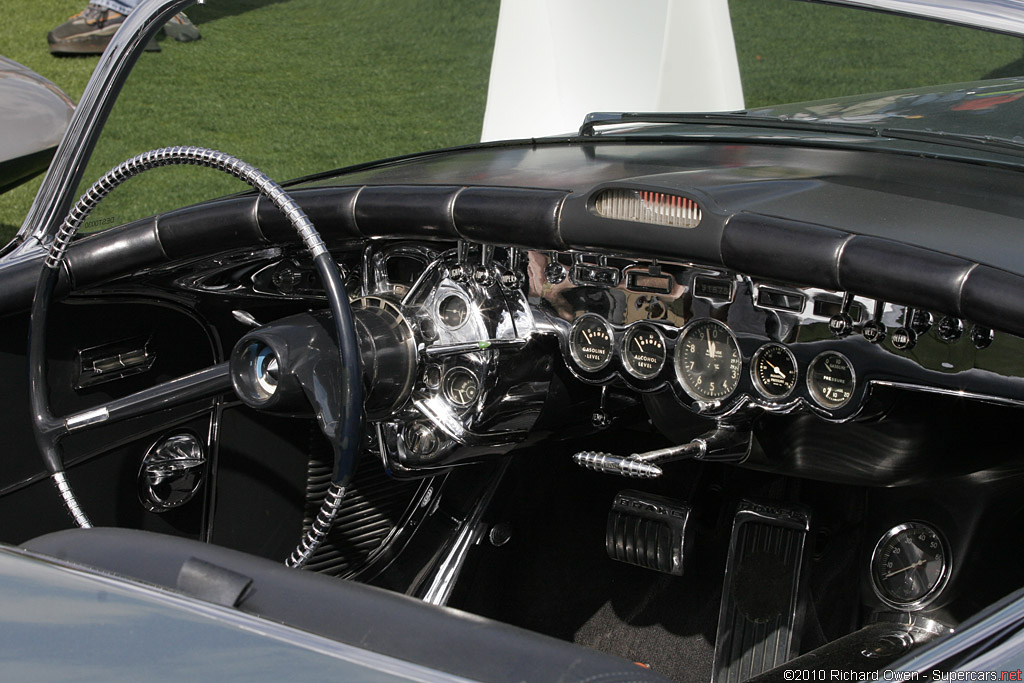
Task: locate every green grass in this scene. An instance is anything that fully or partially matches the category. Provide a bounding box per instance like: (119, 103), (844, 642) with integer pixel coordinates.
(729, 0), (1024, 107)
(3, 1), (1024, 244)
(0, 0), (500, 239)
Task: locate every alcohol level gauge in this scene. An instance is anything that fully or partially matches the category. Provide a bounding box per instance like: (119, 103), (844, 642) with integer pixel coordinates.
(622, 323), (667, 379)
(751, 343), (798, 399)
(807, 351), (856, 409)
(569, 314), (614, 372)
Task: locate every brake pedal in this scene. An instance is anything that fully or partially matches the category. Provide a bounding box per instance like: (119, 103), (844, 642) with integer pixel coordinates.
(605, 490), (693, 576)
(712, 500), (811, 683)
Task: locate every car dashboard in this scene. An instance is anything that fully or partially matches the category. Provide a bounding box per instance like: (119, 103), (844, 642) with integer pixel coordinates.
(5, 137), (1024, 679)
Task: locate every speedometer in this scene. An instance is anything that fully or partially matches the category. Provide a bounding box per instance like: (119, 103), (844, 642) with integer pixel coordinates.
(673, 319), (742, 401)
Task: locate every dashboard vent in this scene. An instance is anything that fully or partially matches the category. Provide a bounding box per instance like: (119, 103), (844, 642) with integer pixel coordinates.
(593, 189), (701, 228)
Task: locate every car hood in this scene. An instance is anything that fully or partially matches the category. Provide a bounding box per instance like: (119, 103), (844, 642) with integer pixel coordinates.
(745, 76), (1024, 143)
(0, 57), (74, 166)
(815, 0), (1024, 37)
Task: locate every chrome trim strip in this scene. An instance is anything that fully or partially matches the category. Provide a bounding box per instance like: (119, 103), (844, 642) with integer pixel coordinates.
(420, 460), (509, 606)
(16, 0), (198, 250)
(65, 406), (110, 432)
(870, 380), (1024, 409)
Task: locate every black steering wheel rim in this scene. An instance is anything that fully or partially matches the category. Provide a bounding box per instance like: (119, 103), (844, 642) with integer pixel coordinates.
(27, 146), (364, 529)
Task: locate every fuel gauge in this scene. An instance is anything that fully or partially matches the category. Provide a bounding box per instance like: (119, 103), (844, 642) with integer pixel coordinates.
(569, 315), (614, 372)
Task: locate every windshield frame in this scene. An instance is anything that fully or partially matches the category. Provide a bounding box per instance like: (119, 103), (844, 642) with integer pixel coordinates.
(6, 0), (197, 260)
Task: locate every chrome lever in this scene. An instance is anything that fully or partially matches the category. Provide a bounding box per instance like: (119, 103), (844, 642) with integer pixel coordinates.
(572, 452), (664, 478)
(572, 424), (750, 478)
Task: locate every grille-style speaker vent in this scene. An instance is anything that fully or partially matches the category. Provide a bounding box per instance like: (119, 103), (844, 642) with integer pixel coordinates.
(300, 434), (423, 577)
(593, 188), (701, 228)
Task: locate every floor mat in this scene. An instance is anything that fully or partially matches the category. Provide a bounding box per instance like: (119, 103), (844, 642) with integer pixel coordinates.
(451, 438), (726, 682)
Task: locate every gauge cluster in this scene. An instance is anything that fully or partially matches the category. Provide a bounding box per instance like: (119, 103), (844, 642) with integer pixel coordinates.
(563, 311), (868, 417)
(533, 250), (1024, 421)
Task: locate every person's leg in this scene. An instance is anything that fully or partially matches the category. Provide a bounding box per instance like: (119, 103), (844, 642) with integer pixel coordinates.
(47, 2), (140, 55)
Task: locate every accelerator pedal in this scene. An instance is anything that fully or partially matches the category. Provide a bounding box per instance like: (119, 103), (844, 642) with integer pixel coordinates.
(606, 490), (693, 576)
(712, 500), (811, 683)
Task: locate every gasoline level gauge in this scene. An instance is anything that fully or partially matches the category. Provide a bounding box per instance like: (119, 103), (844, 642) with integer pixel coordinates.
(569, 315), (614, 372)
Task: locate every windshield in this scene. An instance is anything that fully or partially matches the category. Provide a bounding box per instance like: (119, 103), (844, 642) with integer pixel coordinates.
(2, 0), (1024, 244)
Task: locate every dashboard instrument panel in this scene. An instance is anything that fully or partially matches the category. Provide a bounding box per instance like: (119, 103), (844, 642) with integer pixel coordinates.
(533, 251), (1024, 422)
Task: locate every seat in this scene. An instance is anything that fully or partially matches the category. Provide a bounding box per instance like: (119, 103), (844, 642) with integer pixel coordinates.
(24, 528), (668, 683)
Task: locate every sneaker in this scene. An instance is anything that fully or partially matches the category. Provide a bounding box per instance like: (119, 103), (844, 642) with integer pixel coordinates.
(48, 4), (159, 55)
(163, 12), (201, 42)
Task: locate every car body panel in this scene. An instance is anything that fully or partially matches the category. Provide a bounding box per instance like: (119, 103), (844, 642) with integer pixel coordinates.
(0, 57), (74, 195)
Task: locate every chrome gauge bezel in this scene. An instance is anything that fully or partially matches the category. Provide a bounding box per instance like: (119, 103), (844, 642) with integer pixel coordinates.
(751, 342), (798, 400)
(673, 318), (743, 402)
(621, 322), (668, 380)
(806, 350), (856, 409)
(435, 292), (470, 330)
(568, 314), (616, 372)
(442, 367), (480, 408)
(870, 522), (951, 611)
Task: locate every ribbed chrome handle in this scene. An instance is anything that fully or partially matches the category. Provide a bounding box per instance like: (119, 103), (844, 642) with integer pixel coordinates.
(572, 451), (664, 478)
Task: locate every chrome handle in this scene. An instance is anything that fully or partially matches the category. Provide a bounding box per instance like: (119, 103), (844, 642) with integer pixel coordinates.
(572, 451), (663, 478)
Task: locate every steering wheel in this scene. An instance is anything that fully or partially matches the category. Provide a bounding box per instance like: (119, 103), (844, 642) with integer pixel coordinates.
(28, 147), (363, 567)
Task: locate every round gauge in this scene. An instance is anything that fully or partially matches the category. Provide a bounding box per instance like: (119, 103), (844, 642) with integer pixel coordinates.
(443, 368), (480, 407)
(569, 315), (615, 372)
(622, 324), (667, 380)
(751, 343), (798, 399)
(674, 319), (742, 401)
(806, 351), (856, 409)
(437, 294), (469, 329)
(871, 523), (951, 609)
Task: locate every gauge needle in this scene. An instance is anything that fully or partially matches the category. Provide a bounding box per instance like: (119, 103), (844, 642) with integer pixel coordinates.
(766, 361), (786, 378)
(884, 559), (928, 578)
(582, 330), (592, 344)
(635, 337), (645, 352)
(708, 339), (717, 358)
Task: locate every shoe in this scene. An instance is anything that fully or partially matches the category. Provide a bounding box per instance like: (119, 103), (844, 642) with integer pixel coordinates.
(163, 12), (201, 42)
(48, 4), (159, 55)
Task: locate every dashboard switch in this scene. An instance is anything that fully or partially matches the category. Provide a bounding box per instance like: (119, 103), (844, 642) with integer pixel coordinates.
(970, 325), (995, 349)
(862, 320), (887, 344)
(829, 313), (854, 337)
(891, 327), (917, 351)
